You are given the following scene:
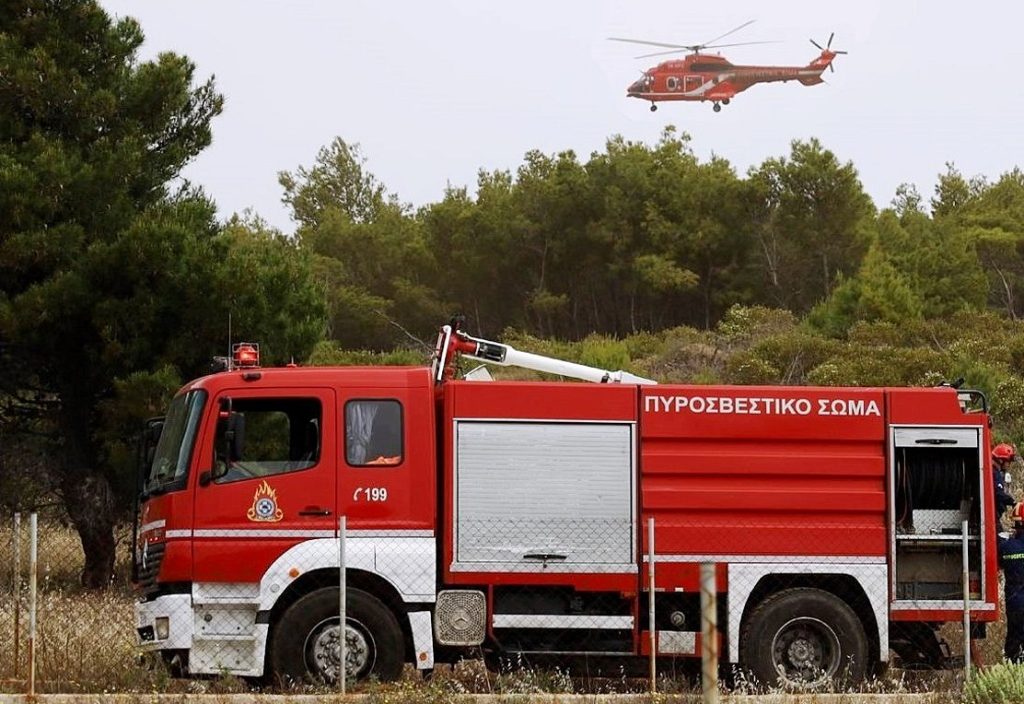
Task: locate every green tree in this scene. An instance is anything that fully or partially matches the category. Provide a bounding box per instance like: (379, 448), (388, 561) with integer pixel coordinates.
(807, 207), (985, 338)
(961, 169), (1024, 318)
(885, 210), (986, 318)
(512, 148), (591, 337)
(285, 138), (445, 349)
(658, 154), (754, 329)
(0, 1), (222, 586)
(217, 213), (327, 360)
(581, 133), (664, 335)
(0, 2), (326, 587)
(891, 183), (924, 217)
(746, 139), (875, 312)
(931, 162), (983, 219)
(420, 185), (504, 334)
(807, 244), (924, 337)
(279, 137), (391, 228)
(584, 128), (744, 334)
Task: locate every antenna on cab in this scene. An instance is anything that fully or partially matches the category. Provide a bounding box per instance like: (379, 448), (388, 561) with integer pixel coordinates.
(211, 312), (234, 373)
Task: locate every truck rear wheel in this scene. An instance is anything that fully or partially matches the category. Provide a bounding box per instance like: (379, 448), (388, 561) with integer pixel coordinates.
(270, 587), (404, 684)
(740, 587), (869, 689)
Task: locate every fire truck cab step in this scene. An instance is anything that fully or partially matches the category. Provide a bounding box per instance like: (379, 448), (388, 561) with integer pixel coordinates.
(193, 634), (258, 642)
(192, 598), (260, 606)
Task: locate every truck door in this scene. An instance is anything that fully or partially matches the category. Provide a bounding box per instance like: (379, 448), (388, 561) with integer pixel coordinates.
(192, 387), (337, 584)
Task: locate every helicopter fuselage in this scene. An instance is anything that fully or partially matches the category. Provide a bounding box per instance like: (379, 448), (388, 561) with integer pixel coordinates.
(627, 51), (837, 109)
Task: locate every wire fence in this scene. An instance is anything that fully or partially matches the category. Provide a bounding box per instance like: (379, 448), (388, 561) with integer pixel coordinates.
(0, 511), (998, 697)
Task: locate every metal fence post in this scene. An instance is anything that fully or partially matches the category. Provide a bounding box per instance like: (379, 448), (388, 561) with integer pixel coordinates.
(962, 516), (971, 680)
(648, 516), (656, 693)
(339, 514), (346, 695)
(28, 513), (37, 697)
(700, 562), (718, 704)
(13, 512), (21, 680)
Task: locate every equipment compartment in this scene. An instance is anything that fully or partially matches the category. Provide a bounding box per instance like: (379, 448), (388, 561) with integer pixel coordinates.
(891, 429), (984, 606)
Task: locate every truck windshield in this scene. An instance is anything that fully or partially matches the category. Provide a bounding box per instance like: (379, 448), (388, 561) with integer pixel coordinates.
(146, 390), (206, 494)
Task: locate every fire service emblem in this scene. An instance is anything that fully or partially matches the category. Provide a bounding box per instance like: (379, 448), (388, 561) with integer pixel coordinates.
(247, 480), (284, 522)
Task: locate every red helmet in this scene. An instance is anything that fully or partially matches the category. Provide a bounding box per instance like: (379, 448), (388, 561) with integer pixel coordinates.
(993, 443), (1017, 461)
(1013, 502), (1024, 526)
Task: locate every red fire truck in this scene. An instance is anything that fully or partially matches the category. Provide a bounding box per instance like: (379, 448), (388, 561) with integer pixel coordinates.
(134, 322), (999, 687)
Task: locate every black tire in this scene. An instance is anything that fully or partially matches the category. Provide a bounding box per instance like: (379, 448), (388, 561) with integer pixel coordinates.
(740, 587), (869, 690)
(270, 587), (404, 685)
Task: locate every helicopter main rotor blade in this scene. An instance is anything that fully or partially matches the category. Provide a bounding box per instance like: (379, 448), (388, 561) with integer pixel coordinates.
(607, 37), (691, 50)
(634, 47), (696, 59)
(699, 19), (756, 49)
(633, 39), (777, 59)
(610, 19), (757, 54)
(701, 40), (779, 50)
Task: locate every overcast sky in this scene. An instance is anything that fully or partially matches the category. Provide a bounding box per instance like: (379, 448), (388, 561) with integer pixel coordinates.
(99, 0), (1022, 234)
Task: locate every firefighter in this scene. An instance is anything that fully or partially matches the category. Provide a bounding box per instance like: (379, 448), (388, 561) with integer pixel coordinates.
(972, 443), (1019, 666)
(1000, 502), (1024, 663)
(993, 443), (1018, 531)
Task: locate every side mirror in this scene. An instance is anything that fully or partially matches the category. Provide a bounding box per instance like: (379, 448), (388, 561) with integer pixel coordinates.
(144, 419), (164, 467)
(211, 399), (245, 482)
(137, 417), (165, 495)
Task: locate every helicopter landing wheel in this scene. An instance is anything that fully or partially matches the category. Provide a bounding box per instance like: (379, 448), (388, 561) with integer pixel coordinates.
(712, 102), (721, 113)
(650, 103), (658, 112)
(722, 98), (730, 105)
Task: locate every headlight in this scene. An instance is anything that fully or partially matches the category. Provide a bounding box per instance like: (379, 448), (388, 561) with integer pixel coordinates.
(155, 616), (170, 640)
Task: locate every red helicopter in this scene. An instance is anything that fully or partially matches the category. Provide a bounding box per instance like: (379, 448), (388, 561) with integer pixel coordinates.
(609, 21), (847, 112)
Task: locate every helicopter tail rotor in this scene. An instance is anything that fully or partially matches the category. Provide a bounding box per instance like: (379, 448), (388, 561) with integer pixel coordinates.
(810, 32), (847, 72)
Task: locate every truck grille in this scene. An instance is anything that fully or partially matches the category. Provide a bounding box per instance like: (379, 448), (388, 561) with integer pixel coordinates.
(136, 541), (166, 595)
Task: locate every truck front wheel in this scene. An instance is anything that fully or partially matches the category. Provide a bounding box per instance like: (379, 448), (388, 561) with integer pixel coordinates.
(270, 587), (404, 684)
(740, 587), (869, 689)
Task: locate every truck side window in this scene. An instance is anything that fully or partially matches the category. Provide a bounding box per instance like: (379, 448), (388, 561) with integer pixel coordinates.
(215, 397), (322, 483)
(345, 400), (403, 467)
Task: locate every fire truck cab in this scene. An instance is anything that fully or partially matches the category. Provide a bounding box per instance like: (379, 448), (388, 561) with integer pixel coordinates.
(134, 325), (999, 687)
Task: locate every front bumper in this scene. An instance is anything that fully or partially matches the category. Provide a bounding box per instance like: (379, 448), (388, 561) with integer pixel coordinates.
(136, 594), (193, 652)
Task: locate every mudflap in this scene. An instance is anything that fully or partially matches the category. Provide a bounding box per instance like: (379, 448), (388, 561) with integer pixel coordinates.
(889, 622), (950, 669)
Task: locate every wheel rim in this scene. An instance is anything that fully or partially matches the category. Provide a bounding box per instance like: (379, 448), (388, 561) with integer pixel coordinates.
(303, 616), (376, 682)
(769, 616), (842, 687)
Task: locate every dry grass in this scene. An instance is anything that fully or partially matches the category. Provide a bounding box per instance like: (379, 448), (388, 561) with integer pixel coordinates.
(0, 588), (140, 692)
(0, 518), (153, 693)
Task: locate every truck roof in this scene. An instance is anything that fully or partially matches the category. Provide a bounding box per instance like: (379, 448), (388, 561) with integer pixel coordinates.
(181, 365), (434, 394)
